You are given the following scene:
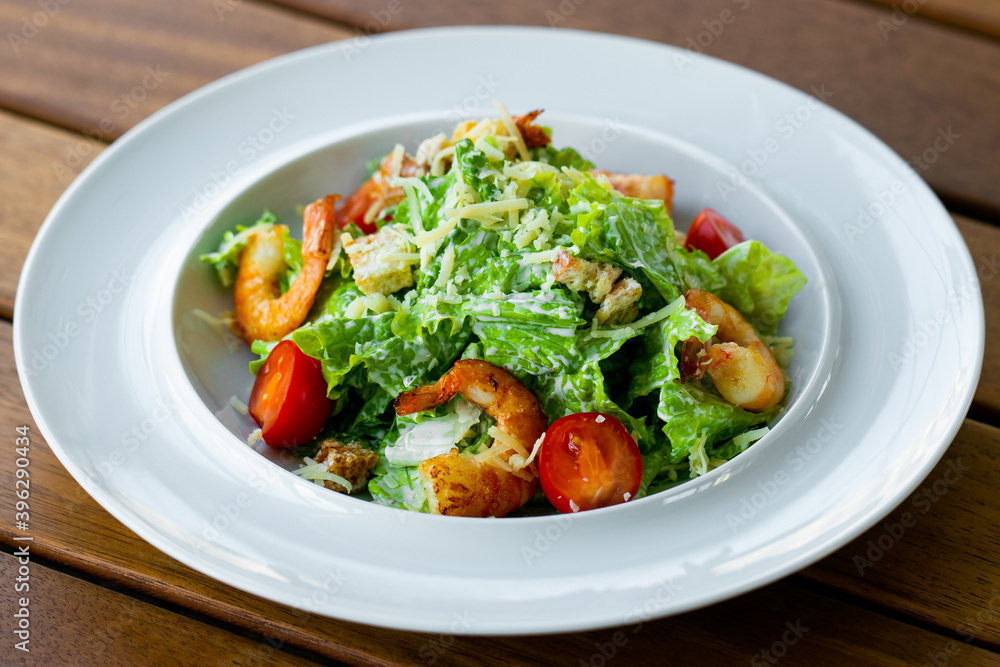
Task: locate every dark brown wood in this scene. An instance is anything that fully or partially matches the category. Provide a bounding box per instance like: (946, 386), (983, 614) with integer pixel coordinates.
(0, 0), (350, 139)
(0, 110), (104, 321)
(866, 0), (1000, 39)
(1, 319), (998, 663)
(802, 418), (1000, 649)
(954, 215), (1000, 421)
(271, 0), (1000, 217)
(0, 553), (319, 666)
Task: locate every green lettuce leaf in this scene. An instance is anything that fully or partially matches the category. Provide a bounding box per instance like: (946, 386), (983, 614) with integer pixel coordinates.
(200, 210), (277, 287)
(711, 240), (807, 336)
(530, 144), (594, 171)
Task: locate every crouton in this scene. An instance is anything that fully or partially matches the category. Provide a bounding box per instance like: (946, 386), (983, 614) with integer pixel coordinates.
(313, 439), (379, 494)
(551, 249), (621, 304)
(595, 277), (642, 326)
(344, 225), (415, 296)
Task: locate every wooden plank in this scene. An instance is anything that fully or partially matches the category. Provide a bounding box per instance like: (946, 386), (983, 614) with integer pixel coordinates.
(0, 553), (321, 666)
(801, 419), (1000, 648)
(954, 214), (1000, 421)
(2, 323), (1000, 664)
(865, 0), (1000, 39)
(271, 0), (1000, 216)
(0, 0), (349, 139)
(0, 110), (104, 320)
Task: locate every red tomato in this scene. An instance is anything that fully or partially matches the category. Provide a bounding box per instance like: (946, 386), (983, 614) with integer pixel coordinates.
(684, 208), (745, 260)
(249, 340), (333, 448)
(538, 413), (643, 513)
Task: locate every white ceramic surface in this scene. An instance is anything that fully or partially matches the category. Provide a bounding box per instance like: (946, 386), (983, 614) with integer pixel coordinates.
(14, 27), (983, 634)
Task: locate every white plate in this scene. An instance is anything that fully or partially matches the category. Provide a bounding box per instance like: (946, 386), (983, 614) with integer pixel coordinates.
(14, 27), (983, 634)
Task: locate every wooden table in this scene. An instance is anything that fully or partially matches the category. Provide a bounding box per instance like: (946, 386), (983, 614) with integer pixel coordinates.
(2, 1), (999, 664)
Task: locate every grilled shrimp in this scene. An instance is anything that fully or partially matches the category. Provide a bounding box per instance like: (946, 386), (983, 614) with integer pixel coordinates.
(592, 171), (674, 213)
(394, 359), (549, 518)
(683, 289), (785, 412)
(338, 151), (421, 231)
(234, 195), (337, 343)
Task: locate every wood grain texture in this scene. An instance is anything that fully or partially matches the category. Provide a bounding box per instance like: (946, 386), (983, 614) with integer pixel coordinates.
(0, 553), (320, 666)
(0, 110), (104, 320)
(865, 0), (1000, 39)
(272, 0), (1000, 216)
(802, 419), (1000, 649)
(0, 0), (350, 139)
(954, 214), (1000, 421)
(1, 319), (999, 663)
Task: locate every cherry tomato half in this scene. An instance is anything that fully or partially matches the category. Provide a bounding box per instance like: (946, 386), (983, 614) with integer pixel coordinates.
(684, 208), (745, 260)
(538, 413), (643, 513)
(249, 340), (333, 448)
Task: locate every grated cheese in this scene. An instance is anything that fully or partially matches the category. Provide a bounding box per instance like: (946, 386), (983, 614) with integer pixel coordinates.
(344, 296), (367, 319)
(388, 143), (404, 180)
(520, 249), (559, 264)
(493, 100), (529, 161)
(383, 252), (422, 264)
(488, 425), (528, 458)
(294, 457), (354, 493)
(524, 433), (545, 467)
(443, 198), (529, 223)
(362, 293), (400, 314)
(413, 215), (459, 248)
(435, 243), (456, 288)
(431, 145), (456, 176)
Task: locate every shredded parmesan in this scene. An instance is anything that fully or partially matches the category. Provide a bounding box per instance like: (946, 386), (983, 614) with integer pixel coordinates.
(388, 143), (404, 180)
(431, 145), (456, 176)
(524, 433), (545, 467)
(344, 296), (367, 319)
(488, 425), (528, 458)
(230, 396), (248, 415)
(294, 457), (353, 493)
(362, 293), (400, 314)
(520, 249), (559, 264)
(443, 198), (529, 223)
(247, 428), (262, 446)
(493, 100), (529, 161)
(383, 252), (422, 264)
(435, 243), (456, 288)
(413, 215), (458, 247)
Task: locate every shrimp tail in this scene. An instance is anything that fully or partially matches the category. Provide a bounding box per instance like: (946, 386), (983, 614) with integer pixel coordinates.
(393, 379), (456, 416)
(233, 194), (339, 343)
(302, 195), (338, 255)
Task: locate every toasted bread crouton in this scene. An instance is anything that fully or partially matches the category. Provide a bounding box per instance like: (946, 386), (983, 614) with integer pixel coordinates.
(551, 249), (621, 304)
(595, 277), (642, 326)
(313, 439), (379, 494)
(344, 225), (415, 296)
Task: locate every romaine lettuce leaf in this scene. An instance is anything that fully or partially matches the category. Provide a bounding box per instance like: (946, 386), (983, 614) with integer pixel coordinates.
(454, 138), (501, 202)
(711, 240), (807, 336)
(530, 144), (594, 171)
(656, 380), (775, 463)
(200, 210), (276, 287)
